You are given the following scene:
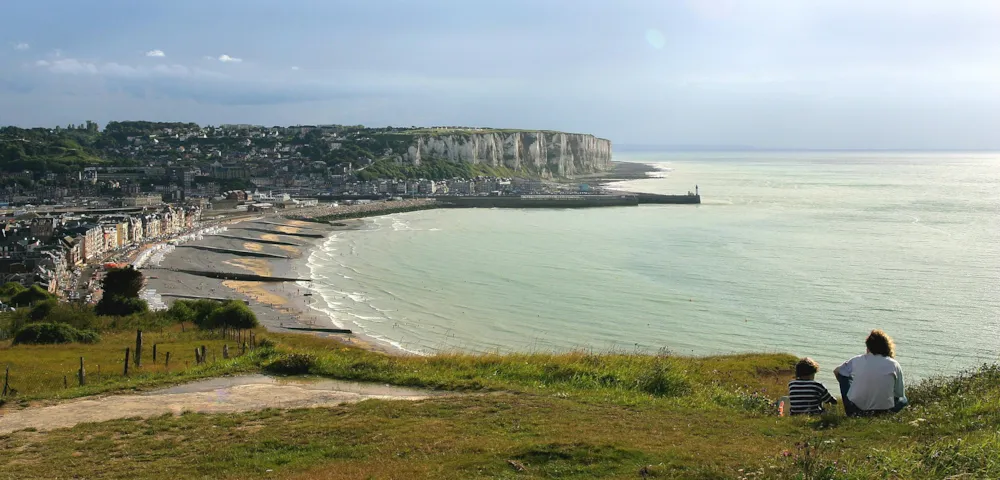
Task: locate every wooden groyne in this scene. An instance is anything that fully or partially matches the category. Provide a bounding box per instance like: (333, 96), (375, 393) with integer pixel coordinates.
(144, 267), (309, 283)
(159, 293), (249, 304)
(179, 245), (290, 259)
(233, 227), (326, 239)
(284, 326), (353, 334)
(215, 234), (303, 246)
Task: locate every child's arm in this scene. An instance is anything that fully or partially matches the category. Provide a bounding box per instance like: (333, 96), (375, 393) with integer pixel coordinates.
(821, 385), (837, 404)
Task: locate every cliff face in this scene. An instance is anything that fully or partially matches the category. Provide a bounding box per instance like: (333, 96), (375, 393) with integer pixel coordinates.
(401, 132), (612, 178)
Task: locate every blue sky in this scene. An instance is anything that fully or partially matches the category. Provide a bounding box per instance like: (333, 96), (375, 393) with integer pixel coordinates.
(3, 0), (1000, 149)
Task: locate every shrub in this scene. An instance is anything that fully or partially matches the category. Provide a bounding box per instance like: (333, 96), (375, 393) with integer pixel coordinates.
(635, 360), (691, 397)
(264, 353), (316, 375)
(95, 295), (148, 316)
(205, 301), (258, 330)
(28, 299), (59, 321)
(12, 323), (101, 345)
(166, 301), (196, 324)
(10, 285), (53, 307)
(0, 282), (27, 298)
(179, 299), (225, 328)
(42, 302), (98, 331)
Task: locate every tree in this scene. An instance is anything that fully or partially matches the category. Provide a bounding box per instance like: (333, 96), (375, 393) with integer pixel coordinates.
(95, 267), (148, 316)
(205, 301), (259, 330)
(102, 267), (144, 299)
(95, 296), (148, 316)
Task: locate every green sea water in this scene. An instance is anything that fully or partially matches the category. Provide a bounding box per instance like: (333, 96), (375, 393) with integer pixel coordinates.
(305, 151), (1000, 381)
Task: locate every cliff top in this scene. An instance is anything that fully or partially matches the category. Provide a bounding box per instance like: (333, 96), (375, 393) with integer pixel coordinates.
(397, 127), (608, 139)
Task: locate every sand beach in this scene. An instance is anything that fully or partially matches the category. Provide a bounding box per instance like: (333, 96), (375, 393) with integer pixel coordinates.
(141, 215), (401, 354)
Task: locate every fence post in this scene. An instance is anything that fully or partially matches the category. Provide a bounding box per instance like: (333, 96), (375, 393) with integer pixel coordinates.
(2, 365), (8, 397)
(223, 345), (229, 359)
(63, 375), (68, 389)
(135, 330), (143, 368)
(165, 352), (171, 369)
(97, 365), (101, 382)
(124, 348), (130, 376)
(200, 346), (207, 364)
(78, 357), (85, 386)
(194, 347), (201, 364)
(153, 344), (157, 363)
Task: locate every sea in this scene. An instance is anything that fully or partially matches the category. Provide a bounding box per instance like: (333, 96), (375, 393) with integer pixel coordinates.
(303, 151), (1000, 382)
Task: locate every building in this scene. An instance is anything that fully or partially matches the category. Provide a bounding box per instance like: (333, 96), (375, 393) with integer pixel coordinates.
(120, 194), (163, 207)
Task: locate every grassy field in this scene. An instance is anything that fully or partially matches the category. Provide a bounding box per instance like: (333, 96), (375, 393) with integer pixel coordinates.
(0, 325), (264, 402)
(0, 332), (997, 479)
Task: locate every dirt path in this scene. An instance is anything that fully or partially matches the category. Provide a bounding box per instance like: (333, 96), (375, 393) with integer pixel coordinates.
(0, 375), (439, 434)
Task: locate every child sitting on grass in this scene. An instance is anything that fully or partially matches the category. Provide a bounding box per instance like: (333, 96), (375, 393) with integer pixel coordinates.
(788, 357), (838, 415)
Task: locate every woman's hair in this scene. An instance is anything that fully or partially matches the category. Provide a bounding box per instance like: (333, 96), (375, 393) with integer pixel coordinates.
(795, 357), (820, 378)
(865, 329), (895, 358)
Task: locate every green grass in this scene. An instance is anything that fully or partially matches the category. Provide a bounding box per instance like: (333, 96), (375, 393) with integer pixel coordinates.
(0, 325), (267, 401)
(0, 333), (997, 479)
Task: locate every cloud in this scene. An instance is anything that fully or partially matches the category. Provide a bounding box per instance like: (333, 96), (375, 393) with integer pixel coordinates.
(291, 66), (300, 71)
(145, 50), (165, 57)
(34, 57), (220, 80)
(14, 43), (29, 51)
(217, 54), (242, 63)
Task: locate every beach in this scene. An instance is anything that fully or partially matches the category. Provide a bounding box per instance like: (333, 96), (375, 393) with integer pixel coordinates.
(141, 215), (402, 354)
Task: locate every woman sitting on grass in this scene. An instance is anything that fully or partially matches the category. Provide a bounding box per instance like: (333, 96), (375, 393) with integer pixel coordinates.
(834, 329), (908, 416)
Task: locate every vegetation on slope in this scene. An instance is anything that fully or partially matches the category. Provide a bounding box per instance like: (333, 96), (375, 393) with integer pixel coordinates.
(0, 326), (996, 479)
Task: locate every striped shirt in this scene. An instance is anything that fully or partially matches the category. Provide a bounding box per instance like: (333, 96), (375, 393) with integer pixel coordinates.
(788, 379), (836, 415)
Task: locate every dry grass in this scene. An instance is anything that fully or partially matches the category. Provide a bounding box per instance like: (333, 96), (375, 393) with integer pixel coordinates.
(0, 325), (261, 401)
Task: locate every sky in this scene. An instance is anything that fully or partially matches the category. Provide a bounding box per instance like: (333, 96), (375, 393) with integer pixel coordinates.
(3, 0), (1000, 149)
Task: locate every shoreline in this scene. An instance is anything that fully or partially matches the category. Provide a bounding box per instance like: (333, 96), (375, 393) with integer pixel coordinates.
(142, 215), (408, 356)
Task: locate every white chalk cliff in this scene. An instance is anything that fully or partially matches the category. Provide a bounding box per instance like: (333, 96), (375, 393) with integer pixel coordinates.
(401, 132), (612, 178)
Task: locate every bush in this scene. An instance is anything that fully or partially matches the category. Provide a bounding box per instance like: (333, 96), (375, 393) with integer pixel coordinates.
(166, 301), (196, 324)
(635, 360), (691, 397)
(10, 285), (53, 307)
(95, 295), (148, 316)
(264, 353), (316, 375)
(28, 299), (59, 321)
(204, 301), (258, 330)
(12, 323), (101, 345)
(178, 299), (225, 327)
(42, 302), (98, 331)
(0, 282), (27, 298)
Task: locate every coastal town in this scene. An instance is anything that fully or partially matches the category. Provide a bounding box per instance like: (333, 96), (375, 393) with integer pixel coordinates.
(0, 121), (626, 305)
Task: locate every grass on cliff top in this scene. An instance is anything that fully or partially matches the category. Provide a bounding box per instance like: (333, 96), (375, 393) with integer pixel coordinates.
(1, 333), (999, 479)
(0, 324), (266, 402)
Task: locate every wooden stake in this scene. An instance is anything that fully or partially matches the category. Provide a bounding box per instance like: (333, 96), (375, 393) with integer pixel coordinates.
(2, 365), (9, 397)
(63, 375), (68, 389)
(124, 348), (130, 376)
(153, 344), (157, 363)
(200, 345), (207, 364)
(165, 352), (171, 369)
(78, 357), (85, 386)
(223, 345), (229, 359)
(135, 330), (143, 368)
(194, 347), (201, 364)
